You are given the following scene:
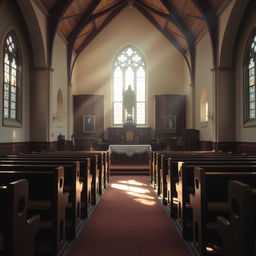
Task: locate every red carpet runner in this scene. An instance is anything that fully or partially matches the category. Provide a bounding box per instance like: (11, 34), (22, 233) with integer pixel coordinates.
(66, 176), (192, 256)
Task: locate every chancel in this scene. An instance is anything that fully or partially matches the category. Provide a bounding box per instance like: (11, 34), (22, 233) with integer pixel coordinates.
(0, 0), (256, 256)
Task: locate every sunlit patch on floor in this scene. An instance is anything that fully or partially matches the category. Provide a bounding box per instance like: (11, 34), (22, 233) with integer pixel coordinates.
(111, 183), (149, 194)
(111, 179), (156, 206)
(118, 180), (147, 186)
(133, 198), (156, 206)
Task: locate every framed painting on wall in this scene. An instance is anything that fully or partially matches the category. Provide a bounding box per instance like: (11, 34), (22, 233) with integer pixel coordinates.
(83, 115), (95, 133)
(164, 115), (176, 133)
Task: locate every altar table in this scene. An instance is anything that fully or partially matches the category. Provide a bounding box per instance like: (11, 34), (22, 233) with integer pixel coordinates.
(109, 144), (152, 157)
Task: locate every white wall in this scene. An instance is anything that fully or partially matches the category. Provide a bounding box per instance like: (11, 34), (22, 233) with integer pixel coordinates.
(0, 0), (31, 143)
(195, 32), (214, 141)
(74, 6), (188, 136)
(51, 33), (69, 141)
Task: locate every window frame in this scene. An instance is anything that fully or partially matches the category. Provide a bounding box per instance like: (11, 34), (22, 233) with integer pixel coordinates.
(2, 30), (22, 128)
(112, 45), (147, 127)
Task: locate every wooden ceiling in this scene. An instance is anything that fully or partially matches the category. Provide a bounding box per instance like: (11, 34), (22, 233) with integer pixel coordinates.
(38, 0), (226, 75)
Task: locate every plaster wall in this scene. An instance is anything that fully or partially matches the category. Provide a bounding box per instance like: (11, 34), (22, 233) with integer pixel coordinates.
(74, 7), (188, 136)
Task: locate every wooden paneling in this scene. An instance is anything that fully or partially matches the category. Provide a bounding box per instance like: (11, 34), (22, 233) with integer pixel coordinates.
(155, 94), (186, 138)
(0, 142), (31, 155)
(73, 94), (104, 150)
(199, 140), (214, 151)
(108, 127), (151, 145)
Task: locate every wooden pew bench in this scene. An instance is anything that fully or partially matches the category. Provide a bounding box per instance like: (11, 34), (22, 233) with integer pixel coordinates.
(217, 180), (256, 256)
(5, 152), (103, 203)
(163, 157), (256, 218)
(153, 152), (255, 201)
(0, 156), (94, 216)
(0, 179), (40, 256)
(175, 162), (256, 239)
(20, 150), (110, 193)
(0, 162), (83, 240)
(0, 167), (68, 256)
(189, 168), (256, 256)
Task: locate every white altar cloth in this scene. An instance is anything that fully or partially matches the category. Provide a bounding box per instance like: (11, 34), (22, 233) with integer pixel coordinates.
(109, 144), (152, 157)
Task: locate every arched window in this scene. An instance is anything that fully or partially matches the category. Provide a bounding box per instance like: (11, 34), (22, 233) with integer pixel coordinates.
(113, 46), (146, 125)
(200, 88), (208, 122)
(246, 31), (256, 121)
(3, 31), (21, 124)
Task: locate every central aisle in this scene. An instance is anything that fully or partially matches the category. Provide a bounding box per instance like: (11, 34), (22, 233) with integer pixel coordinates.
(66, 176), (192, 256)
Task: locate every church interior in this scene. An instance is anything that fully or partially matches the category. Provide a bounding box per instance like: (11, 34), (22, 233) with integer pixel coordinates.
(0, 0), (256, 255)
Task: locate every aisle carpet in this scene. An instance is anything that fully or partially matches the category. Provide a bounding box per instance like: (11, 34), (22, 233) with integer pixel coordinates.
(66, 176), (192, 256)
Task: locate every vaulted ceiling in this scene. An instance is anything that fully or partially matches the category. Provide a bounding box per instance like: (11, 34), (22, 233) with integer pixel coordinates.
(38, 0), (226, 75)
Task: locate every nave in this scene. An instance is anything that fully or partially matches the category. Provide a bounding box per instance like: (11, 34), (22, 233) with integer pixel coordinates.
(65, 175), (192, 256)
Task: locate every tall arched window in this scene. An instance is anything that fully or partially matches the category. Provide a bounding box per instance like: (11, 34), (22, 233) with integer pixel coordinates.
(3, 31), (21, 124)
(246, 31), (256, 121)
(113, 46), (146, 125)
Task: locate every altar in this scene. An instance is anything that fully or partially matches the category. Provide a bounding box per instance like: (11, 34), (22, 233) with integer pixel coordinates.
(109, 144), (151, 164)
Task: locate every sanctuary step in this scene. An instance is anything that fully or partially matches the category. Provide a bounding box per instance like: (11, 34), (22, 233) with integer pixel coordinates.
(110, 164), (149, 176)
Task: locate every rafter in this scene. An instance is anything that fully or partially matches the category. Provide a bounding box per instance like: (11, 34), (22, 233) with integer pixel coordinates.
(181, 13), (204, 20)
(135, 3), (193, 81)
(76, 5), (126, 56)
(136, 0), (175, 23)
(135, 4), (186, 57)
(160, 0), (195, 45)
(160, 0), (196, 84)
(48, 0), (73, 65)
(67, 0), (101, 43)
(68, 1), (125, 44)
(67, 1), (127, 82)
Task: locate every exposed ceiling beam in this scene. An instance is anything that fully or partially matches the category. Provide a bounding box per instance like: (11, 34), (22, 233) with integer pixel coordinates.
(68, 1), (125, 43)
(67, 0), (101, 43)
(160, 0), (196, 84)
(191, 0), (217, 64)
(48, 0), (73, 65)
(160, 0), (195, 45)
(136, 0), (176, 24)
(135, 3), (193, 82)
(135, 4), (187, 57)
(76, 5), (126, 56)
(181, 13), (204, 20)
(67, 1), (126, 82)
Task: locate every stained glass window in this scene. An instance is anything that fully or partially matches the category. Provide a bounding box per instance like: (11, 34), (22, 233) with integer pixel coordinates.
(247, 33), (256, 120)
(3, 32), (20, 121)
(113, 46), (146, 125)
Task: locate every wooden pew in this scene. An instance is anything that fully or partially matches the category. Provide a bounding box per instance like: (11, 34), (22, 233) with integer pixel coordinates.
(189, 168), (256, 256)
(159, 154), (256, 201)
(0, 162), (82, 240)
(5, 152), (102, 203)
(0, 179), (40, 256)
(164, 157), (256, 217)
(175, 162), (256, 239)
(0, 155), (96, 211)
(217, 180), (256, 256)
(0, 167), (68, 256)
(20, 150), (109, 193)
(153, 152), (245, 198)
